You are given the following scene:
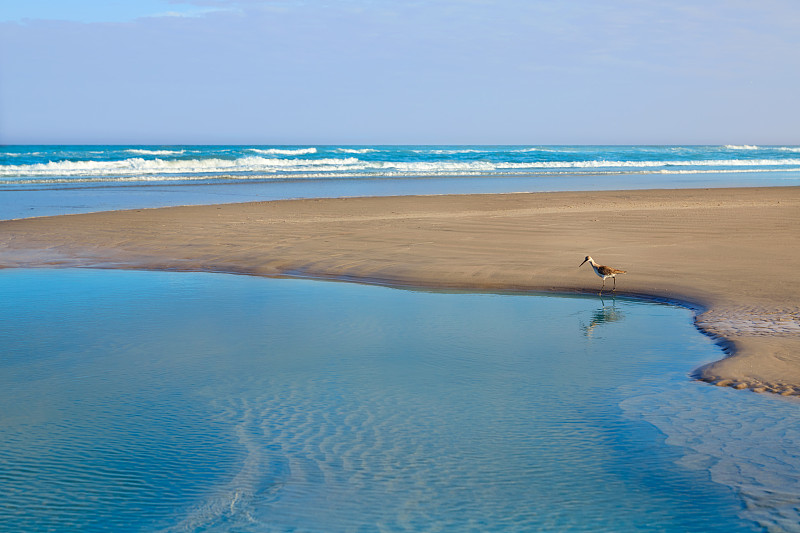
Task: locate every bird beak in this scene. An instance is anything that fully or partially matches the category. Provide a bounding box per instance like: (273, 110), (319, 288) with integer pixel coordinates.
(579, 258), (588, 267)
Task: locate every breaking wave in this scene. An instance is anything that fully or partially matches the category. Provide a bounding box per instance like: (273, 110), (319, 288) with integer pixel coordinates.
(3, 145), (800, 186)
(125, 149), (187, 156)
(724, 145), (760, 150)
(247, 148), (317, 156)
(0, 156), (360, 177)
(724, 145), (800, 152)
(335, 148), (381, 154)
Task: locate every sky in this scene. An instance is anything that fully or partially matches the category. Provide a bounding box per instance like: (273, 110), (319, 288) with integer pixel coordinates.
(1, 0), (799, 145)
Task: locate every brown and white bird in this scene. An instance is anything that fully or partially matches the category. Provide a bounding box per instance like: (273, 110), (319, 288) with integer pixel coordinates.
(579, 256), (626, 294)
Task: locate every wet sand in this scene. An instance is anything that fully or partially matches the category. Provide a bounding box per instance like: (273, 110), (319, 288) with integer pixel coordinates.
(1, 186), (799, 394)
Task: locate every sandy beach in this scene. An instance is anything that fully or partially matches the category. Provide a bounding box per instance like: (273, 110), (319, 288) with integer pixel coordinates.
(2, 186), (799, 395)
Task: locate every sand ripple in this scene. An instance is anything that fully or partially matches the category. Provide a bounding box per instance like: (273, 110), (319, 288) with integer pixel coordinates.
(698, 307), (800, 337)
(622, 383), (800, 532)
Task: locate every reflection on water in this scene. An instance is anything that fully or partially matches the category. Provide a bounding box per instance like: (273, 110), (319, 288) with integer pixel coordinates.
(581, 296), (625, 337)
(1, 269), (796, 532)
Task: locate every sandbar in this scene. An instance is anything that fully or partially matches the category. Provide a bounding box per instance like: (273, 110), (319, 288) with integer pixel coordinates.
(1, 187), (799, 395)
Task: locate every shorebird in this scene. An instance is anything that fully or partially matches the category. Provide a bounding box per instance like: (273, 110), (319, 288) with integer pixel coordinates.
(579, 256), (626, 294)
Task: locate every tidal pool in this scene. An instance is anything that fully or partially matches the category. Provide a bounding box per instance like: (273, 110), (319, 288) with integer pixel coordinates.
(0, 269), (797, 532)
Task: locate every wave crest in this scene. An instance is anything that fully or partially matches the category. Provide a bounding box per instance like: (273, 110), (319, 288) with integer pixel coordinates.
(336, 148), (380, 154)
(3, 149), (800, 183)
(248, 148), (317, 156)
(0, 156), (361, 177)
(125, 149), (186, 156)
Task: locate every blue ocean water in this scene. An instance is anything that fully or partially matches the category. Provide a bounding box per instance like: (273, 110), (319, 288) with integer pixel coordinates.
(2, 145), (799, 219)
(2, 269), (799, 532)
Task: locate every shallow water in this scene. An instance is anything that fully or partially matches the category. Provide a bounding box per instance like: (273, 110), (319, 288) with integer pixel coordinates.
(0, 269), (797, 531)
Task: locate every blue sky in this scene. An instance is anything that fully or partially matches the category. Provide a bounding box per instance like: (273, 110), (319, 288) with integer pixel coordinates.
(0, 0), (221, 22)
(1, 0), (799, 144)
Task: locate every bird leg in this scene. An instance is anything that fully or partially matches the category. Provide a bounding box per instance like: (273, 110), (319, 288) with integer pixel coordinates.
(612, 277), (616, 291)
(600, 278), (605, 295)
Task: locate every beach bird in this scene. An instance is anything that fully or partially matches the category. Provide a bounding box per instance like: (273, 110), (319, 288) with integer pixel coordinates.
(579, 256), (626, 294)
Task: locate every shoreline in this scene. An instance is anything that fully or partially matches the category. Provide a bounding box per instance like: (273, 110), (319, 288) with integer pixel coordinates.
(2, 186), (799, 395)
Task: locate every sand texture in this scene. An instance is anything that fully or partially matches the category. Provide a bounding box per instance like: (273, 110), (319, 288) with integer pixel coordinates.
(2, 187), (799, 395)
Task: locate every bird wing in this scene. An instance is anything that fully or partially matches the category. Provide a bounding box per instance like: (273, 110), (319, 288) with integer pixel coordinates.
(598, 265), (626, 275)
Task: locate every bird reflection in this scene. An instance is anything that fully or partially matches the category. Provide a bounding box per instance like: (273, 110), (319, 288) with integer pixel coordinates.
(581, 296), (625, 337)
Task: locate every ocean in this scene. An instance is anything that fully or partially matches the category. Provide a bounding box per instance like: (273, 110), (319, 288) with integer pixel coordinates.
(2, 144), (799, 219)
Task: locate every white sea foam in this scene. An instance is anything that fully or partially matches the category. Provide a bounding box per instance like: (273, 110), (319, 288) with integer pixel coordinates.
(248, 148), (317, 156)
(511, 147), (566, 153)
(414, 148), (492, 155)
(0, 156), (362, 177)
(3, 165), (800, 187)
(335, 148), (380, 154)
(371, 158), (800, 171)
(724, 145), (759, 150)
(2, 154), (800, 183)
(125, 149), (186, 156)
